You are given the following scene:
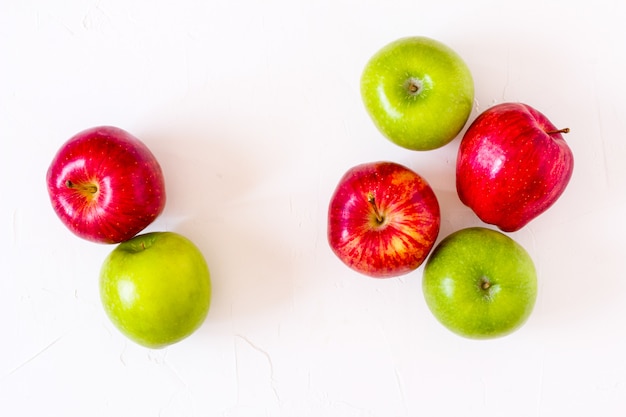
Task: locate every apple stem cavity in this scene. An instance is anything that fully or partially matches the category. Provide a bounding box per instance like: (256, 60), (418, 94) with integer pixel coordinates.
(479, 276), (500, 301)
(367, 192), (385, 224)
(479, 276), (494, 294)
(405, 77), (423, 97)
(65, 180), (98, 195)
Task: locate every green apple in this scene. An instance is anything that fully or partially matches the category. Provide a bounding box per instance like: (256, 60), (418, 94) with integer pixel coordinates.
(422, 227), (537, 339)
(361, 36), (474, 151)
(100, 231), (211, 348)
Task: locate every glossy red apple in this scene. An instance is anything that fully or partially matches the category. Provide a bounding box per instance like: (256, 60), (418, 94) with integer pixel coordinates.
(456, 102), (574, 232)
(46, 126), (166, 244)
(328, 161), (440, 278)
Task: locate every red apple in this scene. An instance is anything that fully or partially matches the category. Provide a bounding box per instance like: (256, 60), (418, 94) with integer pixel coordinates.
(456, 102), (574, 232)
(46, 126), (166, 244)
(328, 161), (440, 278)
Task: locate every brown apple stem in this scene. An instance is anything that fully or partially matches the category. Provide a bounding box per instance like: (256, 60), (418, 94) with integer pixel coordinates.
(367, 193), (384, 224)
(65, 180), (98, 194)
(406, 78), (421, 95)
(480, 276), (492, 291)
(546, 127), (570, 135)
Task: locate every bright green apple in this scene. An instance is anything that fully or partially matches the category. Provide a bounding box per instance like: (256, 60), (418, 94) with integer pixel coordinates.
(100, 231), (211, 348)
(422, 227), (537, 339)
(361, 36), (474, 151)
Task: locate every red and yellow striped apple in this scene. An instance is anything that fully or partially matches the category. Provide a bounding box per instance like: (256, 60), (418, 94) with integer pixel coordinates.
(327, 161), (440, 278)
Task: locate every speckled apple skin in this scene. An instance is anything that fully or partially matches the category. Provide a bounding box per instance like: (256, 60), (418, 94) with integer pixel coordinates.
(100, 231), (211, 349)
(328, 161), (440, 278)
(423, 227), (537, 339)
(456, 103), (574, 232)
(46, 126), (166, 243)
(361, 36), (474, 151)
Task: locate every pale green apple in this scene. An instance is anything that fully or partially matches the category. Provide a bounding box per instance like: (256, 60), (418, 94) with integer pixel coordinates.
(100, 231), (211, 348)
(422, 227), (537, 339)
(361, 36), (474, 151)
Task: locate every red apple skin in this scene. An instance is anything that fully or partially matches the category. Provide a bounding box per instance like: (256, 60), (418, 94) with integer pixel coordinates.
(328, 161), (440, 278)
(456, 103), (573, 232)
(46, 126), (166, 244)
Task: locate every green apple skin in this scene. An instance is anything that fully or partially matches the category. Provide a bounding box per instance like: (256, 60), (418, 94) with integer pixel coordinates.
(100, 231), (211, 349)
(422, 227), (537, 339)
(361, 36), (474, 151)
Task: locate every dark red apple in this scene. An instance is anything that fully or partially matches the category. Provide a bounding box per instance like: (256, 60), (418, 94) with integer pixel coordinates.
(328, 161), (440, 278)
(456, 102), (574, 232)
(46, 126), (166, 244)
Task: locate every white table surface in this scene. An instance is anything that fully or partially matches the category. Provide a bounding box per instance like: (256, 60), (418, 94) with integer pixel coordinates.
(2, 1), (625, 416)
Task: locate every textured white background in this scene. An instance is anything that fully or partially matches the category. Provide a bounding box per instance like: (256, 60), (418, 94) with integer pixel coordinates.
(2, 0), (626, 416)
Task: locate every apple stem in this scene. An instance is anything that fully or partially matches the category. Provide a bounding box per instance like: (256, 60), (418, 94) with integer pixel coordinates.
(546, 127), (570, 135)
(479, 276), (492, 291)
(65, 180), (98, 194)
(367, 193), (384, 224)
(406, 78), (422, 96)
